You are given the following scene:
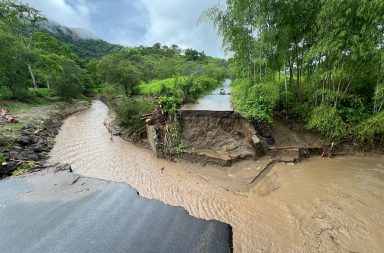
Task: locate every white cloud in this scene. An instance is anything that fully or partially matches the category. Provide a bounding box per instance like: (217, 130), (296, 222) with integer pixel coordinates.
(22, 0), (91, 29)
(21, 0), (225, 57)
(141, 0), (224, 57)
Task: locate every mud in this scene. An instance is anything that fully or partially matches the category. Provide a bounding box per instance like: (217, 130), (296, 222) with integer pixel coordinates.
(179, 110), (260, 164)
(49, 101), (384, 252)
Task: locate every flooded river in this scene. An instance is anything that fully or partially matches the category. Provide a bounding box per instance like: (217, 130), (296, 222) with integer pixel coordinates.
(50, 101), (384, 252)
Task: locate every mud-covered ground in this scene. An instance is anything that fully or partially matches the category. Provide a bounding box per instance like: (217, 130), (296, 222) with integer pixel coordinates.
(49, 101), (384, 252)
(0, 100), (90, 178)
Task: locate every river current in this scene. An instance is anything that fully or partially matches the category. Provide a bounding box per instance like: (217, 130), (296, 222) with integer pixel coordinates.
(49, 101), (384, 252)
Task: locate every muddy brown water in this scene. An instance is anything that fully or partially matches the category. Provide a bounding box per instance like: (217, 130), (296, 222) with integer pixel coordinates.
(49, 101), (384, 253)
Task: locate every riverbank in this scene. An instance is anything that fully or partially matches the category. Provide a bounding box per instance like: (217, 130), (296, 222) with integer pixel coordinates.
(0, 100), (91, 178)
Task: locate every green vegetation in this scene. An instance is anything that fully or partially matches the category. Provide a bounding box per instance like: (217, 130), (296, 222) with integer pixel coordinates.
(0, 0), (228, 138)
(231, 79), (279, 124)
(137, 77), (184, 96)
(111, 97), (156, 132)
(50, 58), (84, 100)
(2, 0), (384, 151)
(139, 75), (220, 105)
(11, 167), (25, 176)
(355, 111), (384, 148)
(11, 161), (35, 176)
(205, 0), (384, 148)
(163, 116), (186, 157)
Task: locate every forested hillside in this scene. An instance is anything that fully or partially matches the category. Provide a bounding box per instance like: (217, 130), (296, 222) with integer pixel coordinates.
(0, 1), (228, 99)
(0, 0), (228, 141)
(205, 0), (384, 148)
(41, 21), (123, 62)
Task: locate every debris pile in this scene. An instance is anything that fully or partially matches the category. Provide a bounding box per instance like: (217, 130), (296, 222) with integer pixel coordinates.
(0, 109), (18, 123)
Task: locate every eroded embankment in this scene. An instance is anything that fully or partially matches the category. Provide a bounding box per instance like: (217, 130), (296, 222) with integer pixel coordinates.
(49, 101), (384, 253)
(178, 110), (263, 166)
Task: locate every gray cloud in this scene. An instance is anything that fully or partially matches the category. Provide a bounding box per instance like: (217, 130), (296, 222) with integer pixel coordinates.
(21, 0), (224, 57)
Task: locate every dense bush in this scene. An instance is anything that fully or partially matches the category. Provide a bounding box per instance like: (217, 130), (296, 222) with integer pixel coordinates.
(138, 75), (220, 112)
(137, 77), (185, 96)
(30, 88), (56, 98)
(231, 79), (280, 123)
(111, 97), (156, 132)
(159, 96), (183, 112)
(50, 59), (84, 100)
(355, 111), (384, 148)
(306, 105), (347, 141)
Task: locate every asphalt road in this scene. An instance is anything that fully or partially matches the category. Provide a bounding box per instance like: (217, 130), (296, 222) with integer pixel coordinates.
(181, 79), (233, 112)
(0, 169), (232, 253)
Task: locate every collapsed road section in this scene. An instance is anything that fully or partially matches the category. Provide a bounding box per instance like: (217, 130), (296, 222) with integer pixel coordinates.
(0, 169), (233, 253)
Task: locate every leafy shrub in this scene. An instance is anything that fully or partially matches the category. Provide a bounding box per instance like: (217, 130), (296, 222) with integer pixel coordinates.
(112, 97), (156, 132)
(290, 103), (312, 122)
(50, 59), (84, 100)
(102, 85), (125, 98)
(307, 105), (347, 141)
(0, 153), (5, 164)
(0, 86), (13, 99)
(139, 75), (219, 112)
(138, 75), (219, 101)
(137, 77), (181, 96)
(231, 79), (280, 124)
(159, 96), (182, 113)
(354, 111), (384, 148)
(30, 88), (56, 98)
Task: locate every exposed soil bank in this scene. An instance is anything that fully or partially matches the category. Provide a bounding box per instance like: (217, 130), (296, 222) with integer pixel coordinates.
(0, 100), (90, 178)
(49, 101), (384, 252)
(178, 110), (262, 166)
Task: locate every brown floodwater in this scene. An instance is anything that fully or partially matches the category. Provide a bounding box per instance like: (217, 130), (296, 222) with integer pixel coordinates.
(49, 101), (384, 253)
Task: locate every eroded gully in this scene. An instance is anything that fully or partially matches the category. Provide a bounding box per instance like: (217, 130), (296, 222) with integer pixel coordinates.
(49, 101), (384, 253)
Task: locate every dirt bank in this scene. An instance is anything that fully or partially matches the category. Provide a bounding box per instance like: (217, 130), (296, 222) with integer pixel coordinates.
(0, 100), (90, 178)
(49, 101), (384, 252)
(179, 110), (260, 164)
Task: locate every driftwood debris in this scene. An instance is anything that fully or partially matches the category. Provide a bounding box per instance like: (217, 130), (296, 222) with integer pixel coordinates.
(0, 109), (19, 123)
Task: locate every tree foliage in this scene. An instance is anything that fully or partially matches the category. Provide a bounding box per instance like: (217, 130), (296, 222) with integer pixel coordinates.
(50, 58), (84, 100)
(205, 0), (384, 145)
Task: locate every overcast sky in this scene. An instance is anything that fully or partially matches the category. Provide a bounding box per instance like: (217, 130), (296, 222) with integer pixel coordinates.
(21, 0), (225, 57)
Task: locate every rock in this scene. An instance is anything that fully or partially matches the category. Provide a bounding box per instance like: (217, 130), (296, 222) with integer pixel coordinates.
(251, 135), (265, 157)
(251, 135), (261, 146)
(33, 146), (43, 153)
(7, 162), (18, 170)
(55, 163), (72, 172)
(13, 145), (23, 151)
(15, 150), (39, 161)
(0, 162), (18, 176)
(17, 136), (32, 145)
(267, 136), (275, 145)
(38, 152), (48, 160)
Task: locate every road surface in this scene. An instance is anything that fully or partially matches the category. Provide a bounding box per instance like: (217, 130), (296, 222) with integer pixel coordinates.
(0, 170), (233, 253)
(182, 79), (233, 111)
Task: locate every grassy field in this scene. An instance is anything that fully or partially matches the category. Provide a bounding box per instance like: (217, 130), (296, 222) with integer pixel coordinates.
(137, 76), (189, 96)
